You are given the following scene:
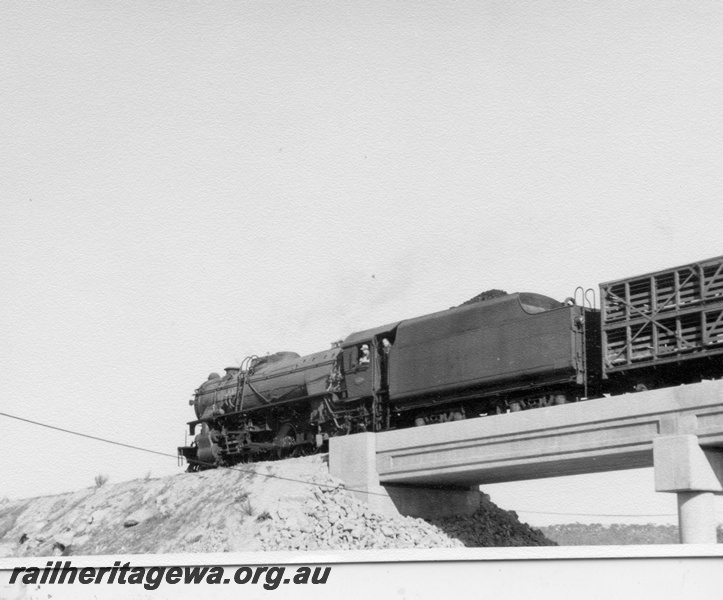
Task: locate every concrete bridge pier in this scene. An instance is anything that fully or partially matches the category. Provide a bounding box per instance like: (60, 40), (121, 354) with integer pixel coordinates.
(329, 432), (481, 519)
(653, 435), (723, 544)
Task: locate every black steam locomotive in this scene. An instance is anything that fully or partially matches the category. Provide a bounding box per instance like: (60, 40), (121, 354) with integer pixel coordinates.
(178, 255), (723, 470)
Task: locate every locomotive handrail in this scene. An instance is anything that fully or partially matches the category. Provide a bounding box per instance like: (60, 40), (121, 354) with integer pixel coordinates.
(572, 287), (596, 309)
(235, 355), (259, 411)
(585, 287), (596, 309)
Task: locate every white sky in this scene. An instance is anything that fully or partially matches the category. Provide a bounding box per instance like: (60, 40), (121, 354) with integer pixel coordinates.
(2, 0), (723, 527)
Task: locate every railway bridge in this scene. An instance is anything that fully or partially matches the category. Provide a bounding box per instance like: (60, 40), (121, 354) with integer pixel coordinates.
(329, 379), (723, 544)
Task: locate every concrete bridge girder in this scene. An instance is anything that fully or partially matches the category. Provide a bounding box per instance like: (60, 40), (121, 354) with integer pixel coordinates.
(329, 380), (723, 543)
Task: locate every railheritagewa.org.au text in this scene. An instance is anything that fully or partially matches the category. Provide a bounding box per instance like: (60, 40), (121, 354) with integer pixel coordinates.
(10, 561), (331, 590)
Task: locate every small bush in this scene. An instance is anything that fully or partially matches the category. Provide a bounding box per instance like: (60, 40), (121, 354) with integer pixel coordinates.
(240, 499), (254, 517)
(94, 474), (109, 488)
(256, 511), (272, 522)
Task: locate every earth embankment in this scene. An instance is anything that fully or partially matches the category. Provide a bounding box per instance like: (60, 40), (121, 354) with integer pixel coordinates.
(0, 455), (554, 557)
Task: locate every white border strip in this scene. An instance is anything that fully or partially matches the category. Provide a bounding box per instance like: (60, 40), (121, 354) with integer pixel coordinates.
(2, 544), (723, 569)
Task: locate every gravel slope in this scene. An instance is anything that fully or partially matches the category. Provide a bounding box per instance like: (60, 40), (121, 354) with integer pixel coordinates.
(0, 455), (553, 557)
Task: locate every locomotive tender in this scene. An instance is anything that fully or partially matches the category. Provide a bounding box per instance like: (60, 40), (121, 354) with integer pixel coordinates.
(178, 255), (723, 470)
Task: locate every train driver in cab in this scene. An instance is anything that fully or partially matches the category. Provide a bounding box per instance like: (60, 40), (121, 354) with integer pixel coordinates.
(359, 344), (371, 366)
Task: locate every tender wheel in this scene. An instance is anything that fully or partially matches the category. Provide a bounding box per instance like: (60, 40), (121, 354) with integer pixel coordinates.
(634, 380), (657, 393)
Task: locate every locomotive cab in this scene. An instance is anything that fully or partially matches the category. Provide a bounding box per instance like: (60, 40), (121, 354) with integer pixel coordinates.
(341, 323), (400, 401)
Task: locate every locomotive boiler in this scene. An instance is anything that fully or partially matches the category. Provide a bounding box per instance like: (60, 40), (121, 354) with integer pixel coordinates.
(178, 254), (723, 470)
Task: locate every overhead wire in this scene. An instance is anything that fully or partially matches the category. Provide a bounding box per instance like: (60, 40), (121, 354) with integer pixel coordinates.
(0, 411), (347, 494)
(0, 410), (679, 517)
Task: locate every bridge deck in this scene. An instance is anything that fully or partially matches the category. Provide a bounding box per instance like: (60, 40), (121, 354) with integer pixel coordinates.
(374, 379), (723, 486)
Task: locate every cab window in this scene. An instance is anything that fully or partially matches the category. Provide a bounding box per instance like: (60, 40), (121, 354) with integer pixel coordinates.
(343, 344), (372, 371)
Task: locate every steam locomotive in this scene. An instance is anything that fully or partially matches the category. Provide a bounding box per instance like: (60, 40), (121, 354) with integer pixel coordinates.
(178, 255), (723, 470)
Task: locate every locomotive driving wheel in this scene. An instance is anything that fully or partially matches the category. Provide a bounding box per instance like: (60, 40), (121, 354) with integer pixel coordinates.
(273, 423), (299, 460)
